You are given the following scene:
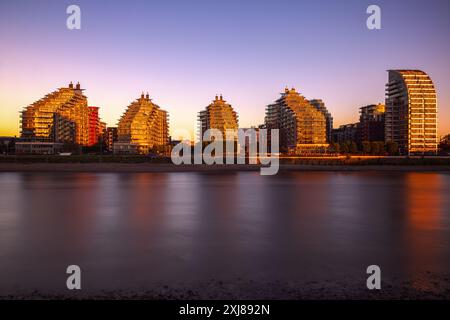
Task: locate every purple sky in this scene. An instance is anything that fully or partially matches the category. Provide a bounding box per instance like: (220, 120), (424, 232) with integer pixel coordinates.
(1, 0), (449, 138)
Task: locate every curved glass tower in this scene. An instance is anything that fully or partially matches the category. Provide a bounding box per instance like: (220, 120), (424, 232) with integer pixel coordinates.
(385, 70), (438, 155)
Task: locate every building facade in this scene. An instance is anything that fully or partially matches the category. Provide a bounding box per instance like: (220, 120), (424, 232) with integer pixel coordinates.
(359, 103), (385, 142)
(104, 127), (118, 152)
(385, 70), (438, 155)
(115, 93), (169, 155)
(309, 99), (333, 143)
(88, 106), (100, 146)
(198, 95), (239, 140)
(331, 123), (359, 144)
(21, 82), (91, 146)
(265, 88), (328, 153)
(15, 142), (63, 155)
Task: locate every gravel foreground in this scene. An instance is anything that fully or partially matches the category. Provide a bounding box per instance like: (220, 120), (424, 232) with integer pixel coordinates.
(2, 273), (450, 300)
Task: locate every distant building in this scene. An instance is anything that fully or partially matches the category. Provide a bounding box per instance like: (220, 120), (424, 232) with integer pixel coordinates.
(0, 137), (17, 155)
(332, 123), (359, 144)
(115, 93), (169, 155)
(97, 121), (107, 150)
(198, 95), (239, 140)
(104, 127), (118, 152)
(113, 142), (140, 155)
(265, 88), (328, 154)
(309, 99), (333, 143)
(385, 70), (438, 155)
(21, 82), (91, 146)
(359, 103), (385, 142)
(15, 142), (63, 155)
(239, 127), (262, 155)
(99, 121), (107, 137)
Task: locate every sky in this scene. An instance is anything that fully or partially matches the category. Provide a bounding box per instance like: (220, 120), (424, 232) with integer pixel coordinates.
(1, 0), (449, 139)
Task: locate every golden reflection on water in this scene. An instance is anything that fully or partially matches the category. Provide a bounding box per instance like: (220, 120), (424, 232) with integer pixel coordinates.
(406, 173), (443, 232)
(405, 173), (445, 293)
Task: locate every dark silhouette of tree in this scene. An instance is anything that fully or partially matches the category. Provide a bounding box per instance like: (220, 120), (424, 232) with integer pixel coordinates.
(362, 141), (371, 154)
(386, 141), (399, 156)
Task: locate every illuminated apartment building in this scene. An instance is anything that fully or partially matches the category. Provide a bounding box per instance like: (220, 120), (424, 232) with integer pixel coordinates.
(265, 88), (328, 153)
(88, 106), (100, 146)
(20, 82), (90, 146)
(99, 121), (107, 140)
(385, 70), (438, 155)
(309, 99), (333, 143)
(115, 93), (169, 154)
(198, 95), (239, 140)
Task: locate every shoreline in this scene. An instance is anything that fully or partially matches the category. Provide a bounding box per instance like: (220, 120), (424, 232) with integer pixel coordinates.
(2, 274), (450, 300)
(1, 163), (450, 173)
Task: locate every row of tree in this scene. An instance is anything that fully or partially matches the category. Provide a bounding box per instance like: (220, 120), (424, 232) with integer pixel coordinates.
(329, 141), (399, 156)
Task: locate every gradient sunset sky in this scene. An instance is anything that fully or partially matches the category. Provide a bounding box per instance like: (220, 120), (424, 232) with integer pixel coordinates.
(1, 0), (449, 138)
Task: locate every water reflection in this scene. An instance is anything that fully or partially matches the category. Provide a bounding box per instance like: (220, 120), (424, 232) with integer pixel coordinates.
(404, 173), (447, 292)
(0, 171), (449, 294)
(406, 173), (443, 231)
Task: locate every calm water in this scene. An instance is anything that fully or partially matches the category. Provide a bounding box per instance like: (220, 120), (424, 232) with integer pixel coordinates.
(1, 171), (450, 296)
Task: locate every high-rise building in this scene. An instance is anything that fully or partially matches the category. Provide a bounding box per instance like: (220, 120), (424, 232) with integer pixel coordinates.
(265, 88), (328, 153)
(115, 93), (169, 155)
(98, 121), (107, 148)
(385, 70), (438, 155)
(104, 127), (118, 152)
(198, 95), (239, 140)
(309, 99), (333, 143)
(359, 103), (385, 142)
(99, 121), (107, 137)
(88, 106), (100, 146)
(21, 82), (91, 146)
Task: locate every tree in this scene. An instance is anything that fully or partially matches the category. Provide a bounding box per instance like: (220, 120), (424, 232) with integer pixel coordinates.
(330, 143), (340, 154)
(370, 141), (380, 155)
(386, 141), (399, 156)
(438, 135), (450, 154)
(362, 141), (371, 154)
(350, 141), (358, 154)
(83, 142), (103, 154)
(341, 142), (350, 154)
(370, 141), (386, 155)
(378, 141), (386, 155)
